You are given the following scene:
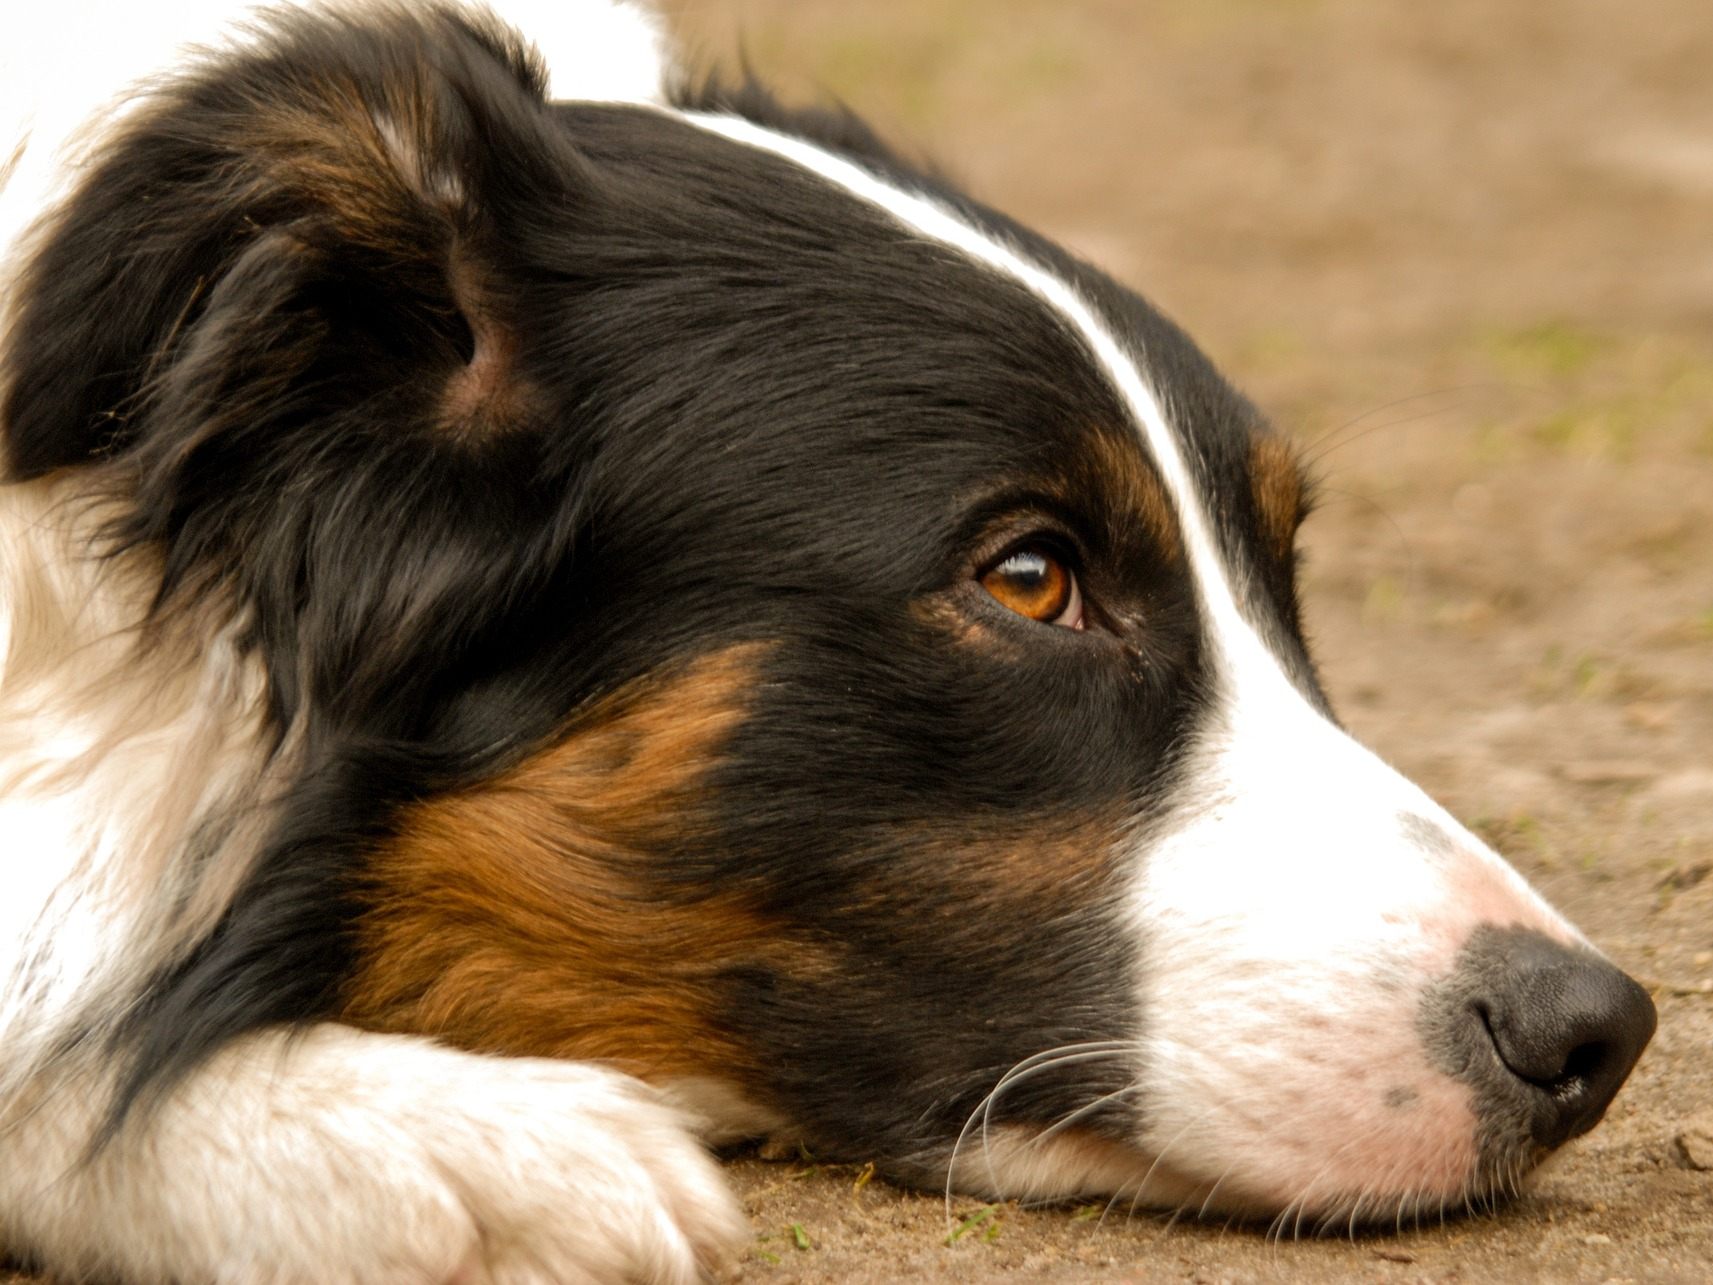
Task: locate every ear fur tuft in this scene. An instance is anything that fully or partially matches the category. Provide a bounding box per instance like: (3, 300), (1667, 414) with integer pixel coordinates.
(1, 4), (587, 483)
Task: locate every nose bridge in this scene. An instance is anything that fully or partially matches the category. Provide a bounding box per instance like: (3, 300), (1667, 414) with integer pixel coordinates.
(1213, 627), (1444, 849)
(1108, 358), (1580, 955)
(1181, 615), (1587, 951)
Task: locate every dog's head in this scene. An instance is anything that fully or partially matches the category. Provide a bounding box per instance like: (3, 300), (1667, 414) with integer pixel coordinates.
(0, 4), (1652, 1224)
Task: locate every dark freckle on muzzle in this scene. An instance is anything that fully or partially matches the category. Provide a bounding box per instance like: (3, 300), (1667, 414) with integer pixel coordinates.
(1421, 926), (1656, 1155)
(1399, 811), (1458, 857)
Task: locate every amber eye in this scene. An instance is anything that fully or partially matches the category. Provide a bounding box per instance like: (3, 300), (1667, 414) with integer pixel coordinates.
(979, 546), (1085, 629)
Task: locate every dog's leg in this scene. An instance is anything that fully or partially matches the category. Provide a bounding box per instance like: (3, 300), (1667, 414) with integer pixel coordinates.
(0, 1025), (746, 1285)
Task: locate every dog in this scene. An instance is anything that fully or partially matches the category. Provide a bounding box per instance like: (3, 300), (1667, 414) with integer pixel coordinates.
(0, 1), (1657, 1281)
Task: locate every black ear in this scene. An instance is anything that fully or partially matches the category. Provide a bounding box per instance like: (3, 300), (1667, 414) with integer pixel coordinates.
(1, 5), (600, 732)
(3, 5), (587, 475)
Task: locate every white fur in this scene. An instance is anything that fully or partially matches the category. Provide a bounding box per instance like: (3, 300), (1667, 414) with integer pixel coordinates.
(0, 1027), (745, 1285)
(0, 6), (744, 1283)
(948, 1123), (1213, 1211)
(0, 477), (281, 1100)
(672, 102), (1585, 1213)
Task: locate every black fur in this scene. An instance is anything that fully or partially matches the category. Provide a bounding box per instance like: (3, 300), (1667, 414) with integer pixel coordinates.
(1, 6), (1310, 1164)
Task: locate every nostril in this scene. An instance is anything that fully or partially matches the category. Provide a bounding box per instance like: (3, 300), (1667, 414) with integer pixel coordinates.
(1482, 1011), (1614, 1091)
(1559, 1038), (1610, 1087)
(1473, 940), (1656, 1148)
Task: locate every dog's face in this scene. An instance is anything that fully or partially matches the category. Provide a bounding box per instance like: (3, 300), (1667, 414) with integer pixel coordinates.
(2, 8), (1652, 1226)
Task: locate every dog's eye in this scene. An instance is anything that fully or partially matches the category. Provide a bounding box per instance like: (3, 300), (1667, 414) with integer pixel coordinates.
(980, 547), (1084, 629)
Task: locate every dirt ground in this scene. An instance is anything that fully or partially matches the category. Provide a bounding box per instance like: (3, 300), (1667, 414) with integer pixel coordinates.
(6, 0), (1709, 1281)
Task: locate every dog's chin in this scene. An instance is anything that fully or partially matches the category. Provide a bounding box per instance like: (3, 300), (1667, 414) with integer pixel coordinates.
(679, 1063), (1535, 1228)
(938, 1126), (1219, 1208)
(928, 1122), (1539, 1231)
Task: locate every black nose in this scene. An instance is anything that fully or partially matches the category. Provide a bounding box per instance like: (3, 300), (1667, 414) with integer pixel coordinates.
(1474, 933), (1656, 1148)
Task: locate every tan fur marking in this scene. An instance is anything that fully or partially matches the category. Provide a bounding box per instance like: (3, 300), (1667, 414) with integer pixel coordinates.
(0, 134), (26, 196)
(1250, 433), (1305, 562)
(899, 817), (1122, 913)
(439, 319), (523, 435)
(236, 70), (460, 257)
(438, 255), (542, 439)
(343, 644), (781, 1086)
(1080, 428), (1182, 563)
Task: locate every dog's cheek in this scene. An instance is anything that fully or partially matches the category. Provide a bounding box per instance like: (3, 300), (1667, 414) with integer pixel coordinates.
(340, 643), (790, 1091)
(692, 818), (1147, 1169)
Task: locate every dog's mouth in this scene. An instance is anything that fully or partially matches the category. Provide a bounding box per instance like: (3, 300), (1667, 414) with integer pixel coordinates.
(900, 965), (1652, 1235)
(932, 1121), (1553, 1233)
(940, 1123), (1211, 1209)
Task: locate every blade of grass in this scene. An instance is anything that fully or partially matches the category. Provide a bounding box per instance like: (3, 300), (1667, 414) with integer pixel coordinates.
(945, 1204), (1000, 1245)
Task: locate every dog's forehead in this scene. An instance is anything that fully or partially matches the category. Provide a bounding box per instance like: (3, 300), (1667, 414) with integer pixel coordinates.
(553, 104), (1291, 591)
(570, 104), (1303, 644)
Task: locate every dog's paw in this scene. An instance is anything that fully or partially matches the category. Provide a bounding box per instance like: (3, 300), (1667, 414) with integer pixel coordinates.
(79, 1029), (751, 1285)
(424, 1054), (748, 1285)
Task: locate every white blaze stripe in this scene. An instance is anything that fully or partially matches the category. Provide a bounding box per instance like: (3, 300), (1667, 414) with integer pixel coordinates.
(668, 107), (1575, 939)
(673, 110), (1263, 680)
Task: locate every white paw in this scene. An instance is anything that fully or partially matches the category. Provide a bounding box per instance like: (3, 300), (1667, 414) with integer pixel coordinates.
(26, 1029), (750, 1285)
(423, 1054), (749, 1285)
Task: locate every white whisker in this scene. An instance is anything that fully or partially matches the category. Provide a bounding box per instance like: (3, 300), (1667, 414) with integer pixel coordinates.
(942, 1040), (1127, 1222)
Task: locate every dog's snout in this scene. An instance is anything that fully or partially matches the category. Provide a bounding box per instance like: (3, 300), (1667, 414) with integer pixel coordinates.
(1471, 935), (1656, 1148)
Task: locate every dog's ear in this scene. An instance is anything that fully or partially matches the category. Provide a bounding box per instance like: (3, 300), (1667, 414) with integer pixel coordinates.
(2, 8), (601, 737)
(4, 6), (585, 474)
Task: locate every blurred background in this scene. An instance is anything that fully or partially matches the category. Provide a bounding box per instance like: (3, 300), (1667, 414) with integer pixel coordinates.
(658, 2), (1713, 1279)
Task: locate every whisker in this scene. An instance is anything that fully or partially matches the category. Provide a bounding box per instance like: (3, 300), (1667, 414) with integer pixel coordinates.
(976, 1047), (1128, 1192)
(1091, 1185), (1128, 1232)
(1299, 384), (1496, 467)
(1026, 1079), (1148, 1149)
(942, 1040), (1128, 1223)
(1312, 483), (1419, 578)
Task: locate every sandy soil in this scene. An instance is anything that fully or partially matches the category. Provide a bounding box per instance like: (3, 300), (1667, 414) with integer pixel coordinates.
(6, 0), (1709, 1281)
